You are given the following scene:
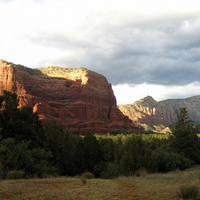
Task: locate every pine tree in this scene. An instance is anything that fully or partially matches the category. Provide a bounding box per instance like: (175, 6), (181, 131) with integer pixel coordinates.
(170, 108), (200, 163)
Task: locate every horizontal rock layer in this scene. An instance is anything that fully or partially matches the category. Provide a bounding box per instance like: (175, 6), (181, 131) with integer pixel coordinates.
(0, 59), (136, 134)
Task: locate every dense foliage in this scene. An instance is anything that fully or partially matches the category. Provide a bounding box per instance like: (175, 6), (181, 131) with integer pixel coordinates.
(0, 91), (200, 179)
(170, 108), (200, 163)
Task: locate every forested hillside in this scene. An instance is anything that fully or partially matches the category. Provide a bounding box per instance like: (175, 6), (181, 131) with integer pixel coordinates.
(1, 91), (200, 179)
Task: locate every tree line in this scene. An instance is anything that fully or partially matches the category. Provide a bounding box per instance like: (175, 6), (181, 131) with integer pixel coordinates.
(0, 90), (200, 179)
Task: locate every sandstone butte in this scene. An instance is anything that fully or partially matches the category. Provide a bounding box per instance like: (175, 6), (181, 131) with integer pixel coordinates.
(0, 59), (138, 134)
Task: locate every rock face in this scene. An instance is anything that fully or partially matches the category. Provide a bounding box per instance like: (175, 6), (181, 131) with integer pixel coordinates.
(119, 95), (200, 132)
(0, 59), (136, 134)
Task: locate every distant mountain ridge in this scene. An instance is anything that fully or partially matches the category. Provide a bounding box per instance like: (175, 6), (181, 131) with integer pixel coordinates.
(118, 95), (200, 133)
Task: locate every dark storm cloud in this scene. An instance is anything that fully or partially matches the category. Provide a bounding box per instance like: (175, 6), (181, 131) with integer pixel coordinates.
(27, 12), (200, 86)
(97, 14), (200, 86)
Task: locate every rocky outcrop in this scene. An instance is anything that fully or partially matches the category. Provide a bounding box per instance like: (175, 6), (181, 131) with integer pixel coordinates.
(119, 95), (200, 133)
(119, 96), (162, 124)
(0, 59), (136, 134)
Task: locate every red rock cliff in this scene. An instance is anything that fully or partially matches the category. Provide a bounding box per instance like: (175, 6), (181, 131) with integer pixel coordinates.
(0, 59), (136, 134)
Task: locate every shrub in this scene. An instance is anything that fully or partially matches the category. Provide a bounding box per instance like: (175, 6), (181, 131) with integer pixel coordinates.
(100, 163), (121, 179)
(80, 172), (95, 184)
(178, 184), (199, 200)
(7, 170), (24, 179)
(81, 172), (95, 179)
(153, 150), (194, 173)
(80, 175), (87, 184)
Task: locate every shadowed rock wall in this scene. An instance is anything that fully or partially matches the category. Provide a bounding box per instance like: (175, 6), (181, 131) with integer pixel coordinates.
(0, 59), (136, 134)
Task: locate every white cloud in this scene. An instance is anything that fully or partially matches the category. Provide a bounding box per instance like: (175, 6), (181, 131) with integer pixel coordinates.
(113, 82), (200, 105)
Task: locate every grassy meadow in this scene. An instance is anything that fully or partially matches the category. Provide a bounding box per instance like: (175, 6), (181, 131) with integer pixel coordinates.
(0, 166), (199, 200)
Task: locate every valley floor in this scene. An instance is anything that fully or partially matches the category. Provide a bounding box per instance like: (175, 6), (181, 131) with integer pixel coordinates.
(0, 166), (200, 200)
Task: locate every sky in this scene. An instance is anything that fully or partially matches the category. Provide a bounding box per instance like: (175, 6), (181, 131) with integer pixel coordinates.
(0, 0), (200, 105)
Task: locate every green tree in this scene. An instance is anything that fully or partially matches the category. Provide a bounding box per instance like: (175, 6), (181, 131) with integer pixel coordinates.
(120, 134), (152, 175)
(98, 137), (116, 163)
(0, 91), (52, 178)
(75, 133), (103, 175)
(0, 138), (52, 179)
(170, 108), (200, 163)
(44, 120), (78, 176)
(98, 136), (123, 178)
(0, 91), (18, 139)
(153, 150), (194, 173)
(0, 91), (44, 148)
(75, 136), (86, 174)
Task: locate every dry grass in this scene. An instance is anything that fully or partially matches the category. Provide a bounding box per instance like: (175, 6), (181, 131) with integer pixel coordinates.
(0, 178), (121, 200)
(117, 167), (200, 200)
(0, 167), (199, 200)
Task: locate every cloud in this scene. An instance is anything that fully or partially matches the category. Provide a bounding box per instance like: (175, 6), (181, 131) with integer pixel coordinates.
(113, 82), (200, 105)
(0, 0), (200, 104)
(21, 9), (200, 87)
